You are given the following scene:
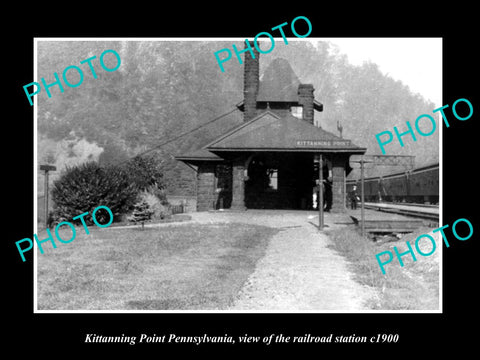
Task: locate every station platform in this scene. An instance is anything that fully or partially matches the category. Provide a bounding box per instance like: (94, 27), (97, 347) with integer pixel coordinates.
(346, 203), (437, 233)
(364, 202), (439, 221)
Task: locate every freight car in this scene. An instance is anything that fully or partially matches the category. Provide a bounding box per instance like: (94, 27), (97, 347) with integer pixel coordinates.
(346, 163), (439, 205)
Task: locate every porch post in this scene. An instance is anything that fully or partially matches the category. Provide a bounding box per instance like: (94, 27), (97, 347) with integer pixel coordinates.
(196, 163), (216, 211)
(331, 154), (347, 213)
(318, 154), (324, 229)
(231, 157), (246, 210)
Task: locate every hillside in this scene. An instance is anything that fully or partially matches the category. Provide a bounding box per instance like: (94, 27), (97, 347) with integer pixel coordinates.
(36, 40), (439, 196)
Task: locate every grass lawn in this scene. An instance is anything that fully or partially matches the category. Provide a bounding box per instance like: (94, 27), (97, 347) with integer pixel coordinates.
(36, 223), (279, 310)
(326, 226), (440, 310)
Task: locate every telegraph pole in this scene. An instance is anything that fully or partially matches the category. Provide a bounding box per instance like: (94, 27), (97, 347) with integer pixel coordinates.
(349, 155), (414, 237)
(40, 165), (56, 228)
(318, 154), (324, 230)
(349, 156), (371, 237)
(360, 156), (365, 237)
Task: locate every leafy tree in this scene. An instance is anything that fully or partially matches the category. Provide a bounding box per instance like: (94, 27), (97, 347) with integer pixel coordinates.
(98, 140), (131, 166)
(122, 154), (165, 193)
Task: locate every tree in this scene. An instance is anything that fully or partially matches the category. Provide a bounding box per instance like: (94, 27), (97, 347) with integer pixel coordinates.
(127, 200), (155, 230)
(38, 40), (439, 192)
(122, 154), (165, 193)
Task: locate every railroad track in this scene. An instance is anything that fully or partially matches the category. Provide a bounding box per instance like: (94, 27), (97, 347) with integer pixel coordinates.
(363, 202), (439, 221)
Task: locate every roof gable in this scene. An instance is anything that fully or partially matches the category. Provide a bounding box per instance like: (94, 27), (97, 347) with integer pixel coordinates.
(205, 111), (365, 152)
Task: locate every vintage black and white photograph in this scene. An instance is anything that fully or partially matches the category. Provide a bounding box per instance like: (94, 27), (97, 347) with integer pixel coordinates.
(33, 38), (442, 312)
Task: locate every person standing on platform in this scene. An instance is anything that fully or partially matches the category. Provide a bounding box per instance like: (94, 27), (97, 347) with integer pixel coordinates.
(349, 185), (360, 210)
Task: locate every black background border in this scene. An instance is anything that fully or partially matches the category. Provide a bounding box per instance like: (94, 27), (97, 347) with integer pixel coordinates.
(6, 7), (478, 355)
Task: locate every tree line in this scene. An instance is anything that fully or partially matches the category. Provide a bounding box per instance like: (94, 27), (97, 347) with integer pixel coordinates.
(37, 40), (439, 193)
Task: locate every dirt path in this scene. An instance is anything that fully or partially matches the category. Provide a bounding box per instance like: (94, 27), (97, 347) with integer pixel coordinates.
(189, 210), (377, 311)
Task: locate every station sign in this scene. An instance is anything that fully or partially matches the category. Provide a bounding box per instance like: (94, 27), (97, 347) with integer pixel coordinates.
(295, 140), (351, 147)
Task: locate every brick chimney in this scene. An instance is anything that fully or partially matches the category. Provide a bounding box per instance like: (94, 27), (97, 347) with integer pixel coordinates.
(243, 41), (259, 122)
(298, 84), (315, 125)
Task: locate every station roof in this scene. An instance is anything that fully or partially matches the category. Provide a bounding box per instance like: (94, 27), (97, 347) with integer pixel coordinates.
(175, 148), (223, 162)
(236, 99), (323, 112)
(204, 111), (366, 153)
(175, 58), (365, 163)
(235, 58), (324, 111)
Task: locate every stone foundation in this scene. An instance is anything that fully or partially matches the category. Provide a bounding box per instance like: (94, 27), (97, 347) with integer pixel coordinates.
(196, 163), (216, 211)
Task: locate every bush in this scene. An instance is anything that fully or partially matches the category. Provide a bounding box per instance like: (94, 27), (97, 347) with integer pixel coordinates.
(50, 162), (138, 226)
(127, 199), (155, 227)
(140, 190), (171, 219)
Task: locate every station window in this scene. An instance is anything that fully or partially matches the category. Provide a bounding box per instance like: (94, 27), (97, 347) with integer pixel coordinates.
(291, 106), (303, 119)
(268, 169), (278, 190)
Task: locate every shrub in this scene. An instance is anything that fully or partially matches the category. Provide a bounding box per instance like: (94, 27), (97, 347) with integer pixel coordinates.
(138, 190), (171, 219)
(50, 161), (138, 226)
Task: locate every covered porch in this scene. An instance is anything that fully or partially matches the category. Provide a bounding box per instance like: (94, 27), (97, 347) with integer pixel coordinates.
(176, 111), (366, 213)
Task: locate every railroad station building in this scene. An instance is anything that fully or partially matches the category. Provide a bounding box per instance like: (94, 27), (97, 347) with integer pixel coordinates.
(176, 46), (366, 212)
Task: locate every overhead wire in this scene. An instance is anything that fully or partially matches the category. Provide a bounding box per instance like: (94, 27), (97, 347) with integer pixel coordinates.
(113, 106), (240, 167)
